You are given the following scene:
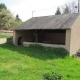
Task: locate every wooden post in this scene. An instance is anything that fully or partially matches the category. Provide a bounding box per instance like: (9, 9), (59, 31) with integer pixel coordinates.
(35, 30), (38, 42)
(33, 30), (44, 43)
(33, 30), (38, 43)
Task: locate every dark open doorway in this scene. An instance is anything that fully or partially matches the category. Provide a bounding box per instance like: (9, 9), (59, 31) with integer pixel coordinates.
(18, 37), (23, 45)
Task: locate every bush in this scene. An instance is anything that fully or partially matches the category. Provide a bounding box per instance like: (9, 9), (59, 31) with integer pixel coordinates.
(29, 44), (45, 50)
(43, 72), (62, 80)
(29, 44), (69, 58)
(52, 48), (69, 58)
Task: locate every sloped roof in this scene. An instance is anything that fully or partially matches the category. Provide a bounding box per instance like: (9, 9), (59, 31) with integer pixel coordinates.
(13, 13), (80, 30)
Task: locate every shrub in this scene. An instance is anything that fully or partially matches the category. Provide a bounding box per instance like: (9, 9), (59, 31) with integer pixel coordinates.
(29, 44), (45, 50)
(43, 72), (62, 80)
(29, 44), (69, 58)
(72, 54), (77, 58)
(52, 48), (69, 58)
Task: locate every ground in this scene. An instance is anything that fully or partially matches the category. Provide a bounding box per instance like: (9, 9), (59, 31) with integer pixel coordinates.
(0, 38), (6, 44)
(0, 32), (12, 44)
(0, 43), (80, 80)
(0, 34), (80, 80)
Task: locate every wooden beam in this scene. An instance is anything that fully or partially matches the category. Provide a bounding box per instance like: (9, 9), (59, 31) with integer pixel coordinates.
(33, 30), (38, 42)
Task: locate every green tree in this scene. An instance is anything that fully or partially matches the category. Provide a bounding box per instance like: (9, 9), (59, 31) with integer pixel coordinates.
(12, 19), (22, 28)
(0, 3), (7, 11)
(55, 7), (61, 15)
(63, 5), (71, 14)
(0, 9), (15, 30)
(12, 14), (22, 28)
(61, 0), (76, 14)
(0, 3), (22, 30)
(15, 14), (22, 22)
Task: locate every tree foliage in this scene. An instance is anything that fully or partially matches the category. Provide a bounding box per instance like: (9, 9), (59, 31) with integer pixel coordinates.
(0, 3), (22, 30)
(15, 14), (22, 22)
(0, 9), (15, 30)
(55, 7), (61, 15)
(63, 5), (71, 14)
(0, 3), (7, 11)
(14, 14), (22, 27)
(61, 0), (77, 14)
(12, 14), (22, 28)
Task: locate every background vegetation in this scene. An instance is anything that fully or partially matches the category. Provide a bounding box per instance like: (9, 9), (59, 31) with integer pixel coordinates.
(55, 0), (77, 15)
(0, 34), (11, 38)
(0, 33), (12, 38)
(0, 3), (22, 30)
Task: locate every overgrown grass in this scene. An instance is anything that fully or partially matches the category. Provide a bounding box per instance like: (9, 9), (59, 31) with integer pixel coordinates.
(0, 43), (80, 80)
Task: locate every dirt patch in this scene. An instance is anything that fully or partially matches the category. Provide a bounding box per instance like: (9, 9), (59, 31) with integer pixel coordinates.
(0, 38), (6, 44)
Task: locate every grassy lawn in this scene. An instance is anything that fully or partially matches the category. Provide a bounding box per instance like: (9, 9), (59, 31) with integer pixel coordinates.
(0, 34), (11, 38)
(0, 43), (80, 80)
(0, 33), (13, 38)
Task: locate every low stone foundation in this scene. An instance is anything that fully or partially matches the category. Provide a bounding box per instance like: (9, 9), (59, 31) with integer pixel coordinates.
(7, 36), (13, 43)
(23, 42), (65, 48)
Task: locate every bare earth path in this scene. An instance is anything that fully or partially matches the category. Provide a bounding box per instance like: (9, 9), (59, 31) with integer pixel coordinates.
(0, 38), (6, 44)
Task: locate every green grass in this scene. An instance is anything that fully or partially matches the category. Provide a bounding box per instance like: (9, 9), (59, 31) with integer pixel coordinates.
(0, 34), (11, 38)
(0, 43), (80, 80)
(0, 33), (13, 38)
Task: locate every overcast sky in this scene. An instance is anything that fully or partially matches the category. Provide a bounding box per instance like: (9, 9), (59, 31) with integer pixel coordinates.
(0, 0), (76, 21)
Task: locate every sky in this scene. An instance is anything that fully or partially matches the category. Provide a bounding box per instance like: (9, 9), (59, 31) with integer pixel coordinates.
(0, 0), (76, 21)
